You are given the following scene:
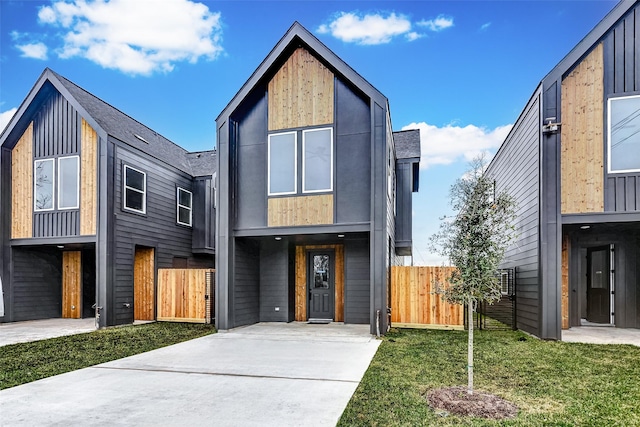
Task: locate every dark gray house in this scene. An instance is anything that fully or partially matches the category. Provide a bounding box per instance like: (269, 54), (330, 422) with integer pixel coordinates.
(0, 69), (215, 327)
(487, 0), (640, 339)
(215, 23), (420, 334)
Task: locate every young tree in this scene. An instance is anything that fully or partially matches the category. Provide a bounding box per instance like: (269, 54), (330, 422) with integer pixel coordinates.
(431, 156), (517, 395)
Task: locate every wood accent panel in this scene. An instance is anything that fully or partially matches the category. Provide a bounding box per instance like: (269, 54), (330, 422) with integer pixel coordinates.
(11, 122), (33, 239)
(268, 47), (334, 131)
(561, 235), (570, 329)
(268, 195), (333, 227)
(390, 266), (464, 329)
(295, 244), (344, 322)
(561, 43), (604, 214)
(80, 118), (97, 235)
(157, 269), (214, 323)
(62, 251), (82, 319)
(134, 247), (155, 321)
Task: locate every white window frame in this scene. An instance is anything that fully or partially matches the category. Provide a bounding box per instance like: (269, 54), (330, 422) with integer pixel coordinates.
(57, 155), (80, 210)
(268, 131), (297, 196)
(608, 94), (640, 173)
(123, 165), (147, 214)
(302, 127), (333, 193)
(34, 158), (55, 212)
(176, 187), (193, 227)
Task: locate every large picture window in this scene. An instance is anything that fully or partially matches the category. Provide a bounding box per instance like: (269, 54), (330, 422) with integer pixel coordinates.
(123, 165), (146, 214)
(58, 156), (79, 210)
(34, 158), (55, 211)
(302, 128), (333, 193)
(608, 94), (640, 173)
(268, 132), (297, 195)
(177, 187), (193, 226)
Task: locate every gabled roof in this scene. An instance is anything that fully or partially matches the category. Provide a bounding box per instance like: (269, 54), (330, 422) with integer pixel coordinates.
(216, 22), (388, 123)
(1, 68), (216, 177)
(186, 150), (217, 177)
(393, 129), (421, 160)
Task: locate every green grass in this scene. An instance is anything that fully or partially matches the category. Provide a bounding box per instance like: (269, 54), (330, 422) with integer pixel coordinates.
(339, 328), (640, 426)
(0, 322), (215, 390)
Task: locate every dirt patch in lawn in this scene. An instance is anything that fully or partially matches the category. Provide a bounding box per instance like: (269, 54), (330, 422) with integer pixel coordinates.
(427, 386), (518, 420)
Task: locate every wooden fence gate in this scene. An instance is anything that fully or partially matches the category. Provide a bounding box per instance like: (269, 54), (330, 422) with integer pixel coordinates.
(157, 269), (215, 323)
(390, 266), (464, 329)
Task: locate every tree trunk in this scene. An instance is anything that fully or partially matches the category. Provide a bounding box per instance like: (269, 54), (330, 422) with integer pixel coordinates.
(467, 298), (474, 395)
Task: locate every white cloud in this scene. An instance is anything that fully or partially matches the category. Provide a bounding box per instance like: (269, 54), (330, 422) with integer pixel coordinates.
(480, 22), (492, 31)
(33, 0), (223, 75)
(405, 32), (423, 42)
(317, 12), (412, 45)
(16, 42), (48, 60)
(0, 108), (18, 133)
(417, 15), (454, 32)
(402, 121), (513, 168)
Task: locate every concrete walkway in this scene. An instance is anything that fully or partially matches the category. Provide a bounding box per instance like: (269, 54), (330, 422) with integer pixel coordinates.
(562, 326), (640, 347)
(0, 322), (380, 426)
(0, 318), (96, 346)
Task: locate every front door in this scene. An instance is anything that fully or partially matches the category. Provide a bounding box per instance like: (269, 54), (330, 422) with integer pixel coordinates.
(134, 246), (155, 321)
(308, 251), (334, 320)
(587, 246), (610, 324)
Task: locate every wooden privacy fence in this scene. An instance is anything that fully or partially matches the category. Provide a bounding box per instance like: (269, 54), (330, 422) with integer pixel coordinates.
(391, 266), (464, 330)
(157, 269), (215, 323)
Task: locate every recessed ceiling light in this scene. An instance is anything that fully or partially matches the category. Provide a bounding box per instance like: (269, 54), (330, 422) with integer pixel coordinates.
(580, 225), (591, 230)
(338, 234), (345, 238)
(57, 245), (64, 249)
(275, 237), (282, 241)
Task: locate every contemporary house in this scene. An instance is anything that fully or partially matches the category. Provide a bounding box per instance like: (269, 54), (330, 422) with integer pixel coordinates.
(0, 69), (215, 327)
(487, 0), (640, 339)
(215, 23), (420, 334)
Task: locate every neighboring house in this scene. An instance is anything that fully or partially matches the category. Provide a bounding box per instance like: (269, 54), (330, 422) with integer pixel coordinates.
(0, 69), (215, 327)
(215, 22), (420, 334)
(487, 0), (640, 339)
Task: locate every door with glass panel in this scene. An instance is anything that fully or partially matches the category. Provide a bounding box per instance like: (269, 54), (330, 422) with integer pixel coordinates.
(308, 251), (334, 320)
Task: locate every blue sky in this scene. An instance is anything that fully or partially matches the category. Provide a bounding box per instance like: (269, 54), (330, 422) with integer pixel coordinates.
(0, 0), (618, 264)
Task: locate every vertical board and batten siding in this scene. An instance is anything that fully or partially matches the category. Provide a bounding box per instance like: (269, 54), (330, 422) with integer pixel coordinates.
(191, 177), (215, 251)
(157, 269), (213, 322)
(259, 240), (289, 322)
(603, 4), (640, 212)
(395, 161), (413, 247)
(268, 47), (334, 131)
(10, 247), (62, 321)
(294, 244), (345, 322)
(390, 266), (464, 328)
(561, 43), (604, 214)
(112, 146), (210, 324)
(11, 122), (33, 239)
(232, 238), (260, 326)
(80, 119), (97, 235)
(486, 88), (541, 336)
(344, 238), (370, 323)
(62, 251), (82, 319)
(267, 195), (333, 226)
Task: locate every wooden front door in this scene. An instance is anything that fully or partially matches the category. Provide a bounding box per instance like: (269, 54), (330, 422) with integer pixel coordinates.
(62, 251), (82, 318)
(134, 247), (155, 321)
(308, 251), (334, 320)
(587, 246), (610, 324)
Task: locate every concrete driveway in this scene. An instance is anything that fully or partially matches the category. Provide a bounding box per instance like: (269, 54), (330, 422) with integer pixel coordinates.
(0, 322), (380, 426)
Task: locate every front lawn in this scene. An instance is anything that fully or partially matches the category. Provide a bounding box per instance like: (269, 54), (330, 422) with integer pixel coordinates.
(0, 322), (215, 390)
(339, 328), (640, 426)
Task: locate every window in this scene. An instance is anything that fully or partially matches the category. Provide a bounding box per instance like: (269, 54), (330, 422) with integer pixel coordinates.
(177, 187), (192, 226)
(608, 94), (640, 173)
(58, 156), (79, 210)
(302, 128), (332, 193)
(123, 165), (146, 214)
(34, 159), (54, 211)
(268, 132), (297, 195)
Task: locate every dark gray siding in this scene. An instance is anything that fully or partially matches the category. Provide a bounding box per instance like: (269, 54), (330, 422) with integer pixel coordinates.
(487, 87), (541, 336)
(192, 177), (215, 252)
(233, 238), (260, 326)
(395, 160), (413, 254)
(234, 90), (267, 230)
(259, 239), (289, 322)
(345, 237), (370, 323)
(603, 3), (640, 212)
(32, 90), (82, 238)
(335, 79), (371, 224)
(112, 143), (209, 325)
(11, 247), (62, 321)
(1, 148), (10, 321)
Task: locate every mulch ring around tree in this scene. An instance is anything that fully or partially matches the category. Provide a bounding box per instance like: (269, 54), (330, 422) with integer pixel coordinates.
(426, 386), (518, 420)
